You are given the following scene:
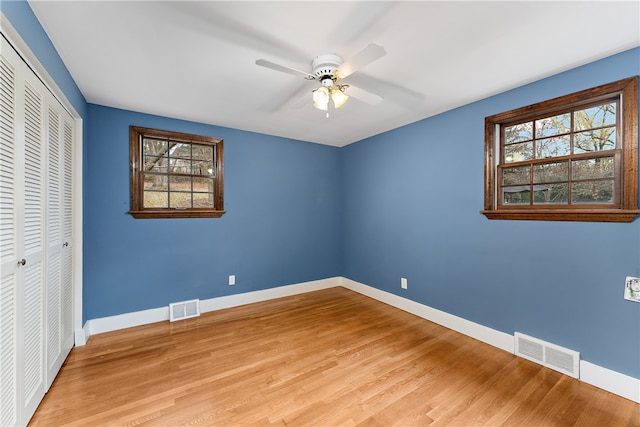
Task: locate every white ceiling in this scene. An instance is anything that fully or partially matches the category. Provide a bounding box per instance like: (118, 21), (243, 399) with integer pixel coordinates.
(28, 1), (640, 147)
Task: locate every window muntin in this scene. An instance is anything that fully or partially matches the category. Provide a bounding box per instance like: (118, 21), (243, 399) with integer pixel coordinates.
(129, 126), (224, 219)
(499, 100), (619, 208)
(483, 76), (638, 222)
(143, 141), (215, 209)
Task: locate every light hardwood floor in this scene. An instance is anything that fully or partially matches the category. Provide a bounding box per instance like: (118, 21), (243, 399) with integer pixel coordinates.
(30, 287), (639, 426)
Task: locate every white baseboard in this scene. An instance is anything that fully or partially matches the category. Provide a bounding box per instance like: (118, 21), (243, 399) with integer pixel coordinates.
(74, 328), (87, 346)
(77, 275), (639, 403)
(339, 277), (514, 353)
(580, 361), (640, 403)
(86, 305), (168, 337)
(81, 277), (340, 342)
(199, 277), (338, 312)
(340, 277), (640, 404)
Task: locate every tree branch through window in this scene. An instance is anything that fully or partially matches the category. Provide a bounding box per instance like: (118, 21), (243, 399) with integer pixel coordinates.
(129, 126), (225, 219)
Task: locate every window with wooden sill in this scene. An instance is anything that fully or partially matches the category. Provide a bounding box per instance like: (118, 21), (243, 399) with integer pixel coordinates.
(129, 126), (225, 219)
(482, 76), (639, 222)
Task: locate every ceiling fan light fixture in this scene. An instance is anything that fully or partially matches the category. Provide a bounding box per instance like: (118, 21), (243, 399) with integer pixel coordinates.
(330, 87), (349, 109)
(312, 86), (330, 111)
(256, 44), (387, 116)
(313, 79), (348, 112)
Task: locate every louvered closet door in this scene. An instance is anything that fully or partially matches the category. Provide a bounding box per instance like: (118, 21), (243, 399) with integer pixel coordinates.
(46, 102), (62, 390)
(60, 118), (74, 359)
(0, 35), (20, 427)
(1, 35), (49, 426)
(19, 44), (48, 425)
(45, 95), (74, 388)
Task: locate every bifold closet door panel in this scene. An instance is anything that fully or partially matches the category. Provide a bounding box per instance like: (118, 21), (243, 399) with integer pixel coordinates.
(45, 96), (74, 388)
(0, 34), (54, 427)
(0, 34), (21, 427)
(19, 42), (48, 426)
(60, 116), (74, 358)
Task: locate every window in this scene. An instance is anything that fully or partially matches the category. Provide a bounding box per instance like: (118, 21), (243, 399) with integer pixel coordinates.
(129, 126), (224, 219)
(482, 76), (638, 222)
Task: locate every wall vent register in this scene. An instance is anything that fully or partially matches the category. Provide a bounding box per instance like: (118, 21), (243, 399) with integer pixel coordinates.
(169, 299), (200, 322)
(515, 332), (580, 378)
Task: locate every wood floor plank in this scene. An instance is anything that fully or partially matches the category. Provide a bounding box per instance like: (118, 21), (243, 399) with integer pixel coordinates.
(29, 287), (639, 426)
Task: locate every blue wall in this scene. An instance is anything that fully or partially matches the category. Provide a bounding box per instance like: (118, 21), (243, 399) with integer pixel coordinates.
(341, 48), (640, 378)
(84, 105), (342, 320)
(2, 1), (86, 116)
(5, 0), (639, 381)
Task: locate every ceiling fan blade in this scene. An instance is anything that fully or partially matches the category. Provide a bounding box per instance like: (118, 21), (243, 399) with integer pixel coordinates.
(258, 82), (311, 112)
(255, 59), (315, 80)
(329, 2), (397, 45)
(346, 84), (383, 106)
(337, 43), (387, 78)
(289, 87), (313, 110)
(159, 2), (308, 61)
(346, 74), (426, 109)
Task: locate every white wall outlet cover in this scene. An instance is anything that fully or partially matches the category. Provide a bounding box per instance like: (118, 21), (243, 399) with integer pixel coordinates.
(229, 275), (236, 286)
(624, 276), (640, 303)
(401, 278), (408, 289)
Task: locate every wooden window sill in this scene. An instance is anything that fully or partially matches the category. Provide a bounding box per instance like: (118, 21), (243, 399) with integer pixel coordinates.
(481, 209), (640, 222)
(128, 210), (226, 219)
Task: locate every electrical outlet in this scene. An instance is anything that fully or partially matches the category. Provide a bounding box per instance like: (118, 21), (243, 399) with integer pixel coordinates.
(229, 275), (236, 286)
(401, 277), (407, 289)
(624, 276), (640, 302)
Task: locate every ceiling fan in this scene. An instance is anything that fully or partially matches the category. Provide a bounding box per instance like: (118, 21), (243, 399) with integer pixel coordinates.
(255, 43), (387, 117)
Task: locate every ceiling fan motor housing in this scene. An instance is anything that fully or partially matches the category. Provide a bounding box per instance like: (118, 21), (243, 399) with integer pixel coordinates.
(312, 54), (343, 80)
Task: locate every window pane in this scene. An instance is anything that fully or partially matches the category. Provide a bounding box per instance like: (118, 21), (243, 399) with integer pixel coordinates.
(571, 180), (614, 204)
(144, 155), (168, 172)
(192, 144), (214, 161)
(169, 192), (192, 208)
(535, 135), (570, 159)
(193, 193), (214, 208)
(572, 157), (614, 180)
(131, 126), (224, 218)
(504, 142), (533, 163)
(502, 165), (530, 185)
(143, 138), (167, 156)
(168, 158), (191, 174)
(504, 122), (532, 145)
(535, 113), (571, 138)
(193, 177), (213, 193)
(143, 174), (168, 191)
(170, 142), (191, 159)
(502, 186), (530, 205)
(533, 183), (568, 204)
(144, 191), (168, 208)
(169, 175), (191, 191)
(574, 128), (616, 153)
(533, 161), (568, 183)
(192, 160), (214, 176)
(483, 77), (636, 222)
(574, 102), (616, 131)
